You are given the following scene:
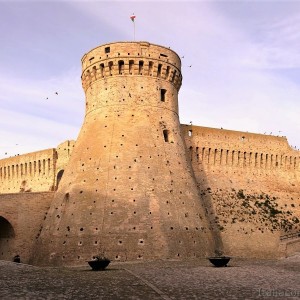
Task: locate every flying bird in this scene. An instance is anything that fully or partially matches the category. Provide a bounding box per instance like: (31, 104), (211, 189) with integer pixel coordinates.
(55, 92), (58, 95)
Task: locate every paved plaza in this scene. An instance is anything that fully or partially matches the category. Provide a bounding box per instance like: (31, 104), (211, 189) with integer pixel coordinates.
(0, 255), (300, 299)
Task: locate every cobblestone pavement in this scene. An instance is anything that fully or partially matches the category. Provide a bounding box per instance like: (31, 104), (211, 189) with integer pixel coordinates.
(0, 255), (300, 300)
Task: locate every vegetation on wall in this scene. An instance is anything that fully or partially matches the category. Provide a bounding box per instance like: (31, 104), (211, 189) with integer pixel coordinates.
(203, 187), (300, 235)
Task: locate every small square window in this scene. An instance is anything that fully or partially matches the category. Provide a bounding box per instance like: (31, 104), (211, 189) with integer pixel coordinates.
(105, 47), (110, 54)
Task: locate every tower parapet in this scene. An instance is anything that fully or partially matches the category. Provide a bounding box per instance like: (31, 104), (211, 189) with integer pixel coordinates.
(81, 41), (182, 93)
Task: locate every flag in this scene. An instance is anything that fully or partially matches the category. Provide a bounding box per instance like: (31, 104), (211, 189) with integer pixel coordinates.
(130, 14), (136, 22)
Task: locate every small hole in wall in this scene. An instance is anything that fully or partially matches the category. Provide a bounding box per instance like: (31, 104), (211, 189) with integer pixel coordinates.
(78, 256), (81, 259)
(94, 241), (98, 244)
(170, 227), (174, 230)
(118, 240), (122, 244)
(80, 228), (84, 231)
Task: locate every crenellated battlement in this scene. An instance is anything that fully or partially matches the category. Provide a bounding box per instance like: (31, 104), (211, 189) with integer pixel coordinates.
(0, 140), (75, 194)
(81, 41), (182, 91)
(182, 124), (300, 174)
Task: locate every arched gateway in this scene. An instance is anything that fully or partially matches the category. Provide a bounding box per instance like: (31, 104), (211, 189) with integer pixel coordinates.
(0, 216), (15, 260)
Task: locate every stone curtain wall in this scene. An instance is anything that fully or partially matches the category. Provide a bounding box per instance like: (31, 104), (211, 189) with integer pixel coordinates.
(183, 125), (300, 175)
(0, 140), (75, 194)
(56, 140), (75, 173)
(0, 192), (54, 263)
(0, 149), (57, 193)
(183, 124), (300, 258)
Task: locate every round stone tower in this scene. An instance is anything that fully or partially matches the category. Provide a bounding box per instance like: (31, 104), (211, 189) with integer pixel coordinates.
(33, 42), (214, 266)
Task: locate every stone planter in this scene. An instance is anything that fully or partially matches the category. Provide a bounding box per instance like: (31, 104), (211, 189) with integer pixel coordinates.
(13, 255), (21, 263)
(88, 258), (111, 271)
(207, 256), (231, 267)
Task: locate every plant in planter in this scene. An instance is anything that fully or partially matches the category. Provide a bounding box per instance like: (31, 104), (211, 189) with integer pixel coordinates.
(88, 255), (111, 271)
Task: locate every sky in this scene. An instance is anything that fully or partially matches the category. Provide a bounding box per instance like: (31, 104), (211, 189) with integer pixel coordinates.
(1, 0), (300, 159)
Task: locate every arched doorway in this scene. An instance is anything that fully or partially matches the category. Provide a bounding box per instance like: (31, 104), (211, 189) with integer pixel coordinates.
(0, 216), (15, 260)
(56, 169), (64, 190)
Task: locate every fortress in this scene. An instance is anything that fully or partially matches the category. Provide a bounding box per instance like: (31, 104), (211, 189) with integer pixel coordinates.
(0, 42), (299, 266)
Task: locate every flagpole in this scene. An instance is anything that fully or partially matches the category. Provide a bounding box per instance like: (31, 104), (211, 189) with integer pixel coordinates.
(130, 14), (136, 41)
